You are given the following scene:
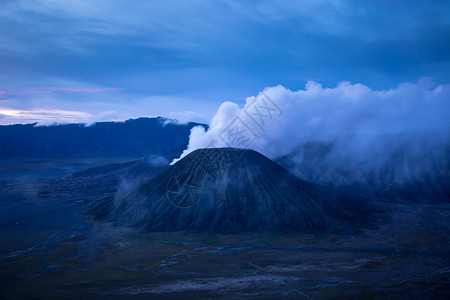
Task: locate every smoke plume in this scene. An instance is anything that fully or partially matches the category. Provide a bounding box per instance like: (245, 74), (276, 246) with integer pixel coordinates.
(173, 78), (449, 164)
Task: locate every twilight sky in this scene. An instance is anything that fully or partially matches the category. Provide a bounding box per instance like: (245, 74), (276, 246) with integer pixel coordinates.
(0, 0), (449, 125)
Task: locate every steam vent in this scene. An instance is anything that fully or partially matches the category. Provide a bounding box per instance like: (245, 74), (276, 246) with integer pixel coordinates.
(85, 148), (331, 233)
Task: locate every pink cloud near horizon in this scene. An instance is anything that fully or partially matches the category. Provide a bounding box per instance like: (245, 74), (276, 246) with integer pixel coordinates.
(45, 87), (124, 92)
(0, 87), (123, 96)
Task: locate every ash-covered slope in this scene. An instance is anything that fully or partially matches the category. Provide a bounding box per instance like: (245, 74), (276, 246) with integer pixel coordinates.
(85, 148), (333, 233)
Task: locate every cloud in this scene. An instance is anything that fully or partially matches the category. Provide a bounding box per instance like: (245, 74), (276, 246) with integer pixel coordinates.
(168, 111), (210, 124)
(0, 108), (125, 125)
(1, 0), (449, 99)
(172, 77), (450, 164)
(0, 87), (123, 97)
(0, 89), (217, 125)
(45, 87), (123, 92)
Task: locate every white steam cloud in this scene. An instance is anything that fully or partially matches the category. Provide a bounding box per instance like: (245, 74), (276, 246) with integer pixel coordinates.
(173, 78), (449, 166)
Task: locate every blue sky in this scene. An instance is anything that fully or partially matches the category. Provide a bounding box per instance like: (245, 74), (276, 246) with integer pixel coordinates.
(0, 0), (449, 124)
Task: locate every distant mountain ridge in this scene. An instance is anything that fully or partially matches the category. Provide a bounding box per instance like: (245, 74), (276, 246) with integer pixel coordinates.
(0, 117), (206, 159)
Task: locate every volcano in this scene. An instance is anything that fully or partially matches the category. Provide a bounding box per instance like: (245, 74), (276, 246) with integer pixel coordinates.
(85, 148), (334, 233)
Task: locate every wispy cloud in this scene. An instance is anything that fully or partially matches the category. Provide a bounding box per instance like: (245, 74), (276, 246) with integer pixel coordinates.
(0, 87), (123, 97)
(45, 87), (123, 93)
(0, 108), (125, 125)
(0, 108), (91, 124)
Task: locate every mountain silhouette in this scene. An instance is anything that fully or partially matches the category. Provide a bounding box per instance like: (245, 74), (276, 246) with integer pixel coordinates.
(0, 117), (205, 159)
(85, 148), (335, 233)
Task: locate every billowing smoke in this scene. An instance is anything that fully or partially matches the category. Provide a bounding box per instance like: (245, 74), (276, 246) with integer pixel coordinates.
(173, 78), (449, 197)
(174, 78), (448, 161)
